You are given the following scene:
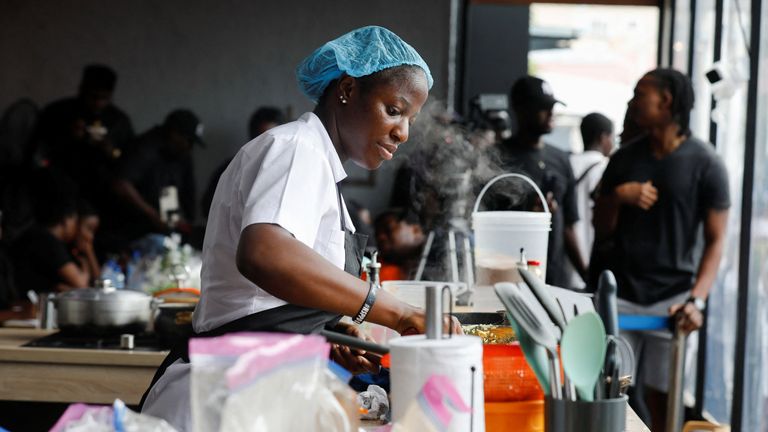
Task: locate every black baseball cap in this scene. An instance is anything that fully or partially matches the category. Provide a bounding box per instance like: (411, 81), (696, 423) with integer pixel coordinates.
(510, 76), (565, 110)
(80, 64), (117, 92)
(163, 109), (205, 147)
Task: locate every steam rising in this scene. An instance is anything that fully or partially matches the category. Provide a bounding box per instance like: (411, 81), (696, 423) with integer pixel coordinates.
(398, 100), (526, 231)
(392, 101), (528, 282)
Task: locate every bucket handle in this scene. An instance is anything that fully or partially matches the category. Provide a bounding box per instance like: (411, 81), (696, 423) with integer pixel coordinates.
(472, 173), (550, 214)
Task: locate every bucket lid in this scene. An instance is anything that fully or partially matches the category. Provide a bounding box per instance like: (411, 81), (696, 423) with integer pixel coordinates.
(473, 211), (551, 221)
(472, 211), (551, 229)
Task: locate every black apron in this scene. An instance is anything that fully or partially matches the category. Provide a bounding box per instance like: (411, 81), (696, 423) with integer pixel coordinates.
(139, 186), (367, 409)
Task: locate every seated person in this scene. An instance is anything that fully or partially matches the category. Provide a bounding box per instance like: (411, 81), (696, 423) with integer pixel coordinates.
(374, 208), (425, 281)
(73, 200), (101, 283)
(11, 170), (93, 292)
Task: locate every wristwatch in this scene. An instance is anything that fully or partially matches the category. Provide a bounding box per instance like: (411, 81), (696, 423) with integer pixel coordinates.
(686, 296), (707, 311)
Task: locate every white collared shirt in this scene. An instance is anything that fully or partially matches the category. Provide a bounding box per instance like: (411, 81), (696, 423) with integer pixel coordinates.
(194, 112), (355, 333)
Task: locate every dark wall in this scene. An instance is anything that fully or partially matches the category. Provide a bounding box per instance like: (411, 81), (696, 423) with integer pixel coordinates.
(462, 3), (530, 114)
(0, 0), (452, 221)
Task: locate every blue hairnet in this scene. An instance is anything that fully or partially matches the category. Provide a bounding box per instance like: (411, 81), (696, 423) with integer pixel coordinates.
(296, 26), (434, 103)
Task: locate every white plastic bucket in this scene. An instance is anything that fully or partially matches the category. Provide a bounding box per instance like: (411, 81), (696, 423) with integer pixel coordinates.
(472, 174), (551, 286)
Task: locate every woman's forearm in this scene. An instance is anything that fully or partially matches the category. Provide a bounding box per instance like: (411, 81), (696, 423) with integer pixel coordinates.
(236, 223), (416, 332)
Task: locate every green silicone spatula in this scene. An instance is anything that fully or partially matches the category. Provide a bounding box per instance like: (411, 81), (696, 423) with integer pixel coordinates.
(560, 311), (607, 402)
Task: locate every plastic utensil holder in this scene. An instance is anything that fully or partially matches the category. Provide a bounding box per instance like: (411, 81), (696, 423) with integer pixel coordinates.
(544, 395), (627, 432)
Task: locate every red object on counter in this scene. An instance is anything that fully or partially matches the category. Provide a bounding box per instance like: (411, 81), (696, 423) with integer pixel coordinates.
(483, 343), (544, 402)
(485, 400), (544, 432)
(361, 263), (404, 281)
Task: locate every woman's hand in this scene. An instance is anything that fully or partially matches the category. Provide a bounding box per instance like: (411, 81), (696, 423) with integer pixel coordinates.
(329, 322), (381, 374)
(394, 305), (464, 336)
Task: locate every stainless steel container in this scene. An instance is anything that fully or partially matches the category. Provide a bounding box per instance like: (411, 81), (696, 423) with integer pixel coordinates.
(52, 282), (155, 331)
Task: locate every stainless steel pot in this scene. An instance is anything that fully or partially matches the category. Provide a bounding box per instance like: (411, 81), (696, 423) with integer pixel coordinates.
(52, 281), (155, 333)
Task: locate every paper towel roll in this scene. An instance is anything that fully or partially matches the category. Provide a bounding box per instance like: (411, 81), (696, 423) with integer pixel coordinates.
(389, 335), (485, 432)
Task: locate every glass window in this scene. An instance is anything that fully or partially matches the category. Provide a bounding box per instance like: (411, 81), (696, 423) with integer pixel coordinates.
(671, 0), (691, 72)
(528, 3), (658, 152)
(689, 0), (717, 140)
(703, 0), (752, 424)
(743, 0), (767, 429)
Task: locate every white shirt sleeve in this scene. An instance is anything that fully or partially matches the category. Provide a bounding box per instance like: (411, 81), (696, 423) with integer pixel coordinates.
(238, 133), (335, 248)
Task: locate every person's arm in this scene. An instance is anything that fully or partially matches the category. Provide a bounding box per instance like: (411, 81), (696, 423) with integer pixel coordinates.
(57, 262), (90, 291)
(593, 181), (658, 241)
(669, 208), (728, 333)
(74, 247), (99, 286)
(113, 179), (168, 233)
(564, 225), (588, 281)
(561, 160), (587, 280)
(236, 223), (444, 335)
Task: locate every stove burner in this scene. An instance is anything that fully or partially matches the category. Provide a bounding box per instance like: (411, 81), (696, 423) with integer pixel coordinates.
(23, 332), (166, 352)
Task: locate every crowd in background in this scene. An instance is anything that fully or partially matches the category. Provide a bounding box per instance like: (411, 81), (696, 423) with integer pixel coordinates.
(0, 64), (286, 305)
(0, 62), (729, 430)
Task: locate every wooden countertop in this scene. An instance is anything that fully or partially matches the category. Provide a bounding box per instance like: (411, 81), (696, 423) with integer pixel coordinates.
(0, 328), (167, 366)
(0, 328), (167, 365)
(0, 330), (649, 431)
(0, 328), (167, 405)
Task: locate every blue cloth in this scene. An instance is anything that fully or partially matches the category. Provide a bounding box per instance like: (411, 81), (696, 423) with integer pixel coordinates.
(296, 26), (433, 102)
(618, 314), (672, 331)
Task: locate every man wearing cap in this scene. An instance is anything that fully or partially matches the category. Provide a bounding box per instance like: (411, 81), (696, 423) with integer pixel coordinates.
(35, 64), (135, 225)
(110, 109), (203, 242)
(494, 75), (587, 288)
(36, 64), (135, 166)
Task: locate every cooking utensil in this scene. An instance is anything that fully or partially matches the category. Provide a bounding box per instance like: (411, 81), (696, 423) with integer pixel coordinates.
(518, 267), (566, 331)
(560, 312), (607, 402)
(555, 298), (578, 401)
(605, 335), (635, 385)
(608, 360), (621, 398)
(452, 312), (507, 325)
(53, 281), (156, 334)
(319, 329), (390, 355)
(596, 270), (619, 337)
(495, 282), (562, 398)
(154, 302), (195, 348)
(596, 270), (619, 399)
(506, 314), (552, 396)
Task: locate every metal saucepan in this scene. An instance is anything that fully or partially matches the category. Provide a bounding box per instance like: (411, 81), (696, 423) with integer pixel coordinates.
(154, 302), (196, 348)
(51, 281), (156, 335)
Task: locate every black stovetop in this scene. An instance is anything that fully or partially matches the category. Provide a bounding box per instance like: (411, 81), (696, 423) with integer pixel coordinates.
(23, 331), (166, 352)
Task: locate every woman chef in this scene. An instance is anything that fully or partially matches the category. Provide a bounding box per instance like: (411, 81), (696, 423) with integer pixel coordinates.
(141, 26), (456, 430)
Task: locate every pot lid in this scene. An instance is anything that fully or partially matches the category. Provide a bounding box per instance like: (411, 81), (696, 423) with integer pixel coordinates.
(57, 286), (151, 302)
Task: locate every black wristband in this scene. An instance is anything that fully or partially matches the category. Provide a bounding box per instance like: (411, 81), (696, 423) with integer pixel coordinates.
(353, 281), (380, 324)
(686, 295), (706, 311)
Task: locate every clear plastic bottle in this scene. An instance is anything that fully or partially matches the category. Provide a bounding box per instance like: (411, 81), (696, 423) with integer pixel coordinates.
(100, 258), (125, 289)
(113, 261), (126, 289)
(125, 250), (143, 291)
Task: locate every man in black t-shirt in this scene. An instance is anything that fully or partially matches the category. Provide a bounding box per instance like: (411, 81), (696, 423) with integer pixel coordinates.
(592, 68), (729, 430)
(489, 76), (587, 288)
(36, 65), (134, 212)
